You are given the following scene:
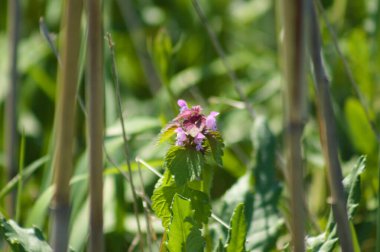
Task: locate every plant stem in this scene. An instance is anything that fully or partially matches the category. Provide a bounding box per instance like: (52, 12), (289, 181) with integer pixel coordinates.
(137, 161), (154, 252)
(106, 33), (144, 252)
(51, 0), (83, 251)
(86, 0), (104, 250)
(309, 4), (354, 252)
(15, 133), (25, 223)
(314, 0), (380, 142)
(281, 0), (308, 250)
(4, 0), (20, 217)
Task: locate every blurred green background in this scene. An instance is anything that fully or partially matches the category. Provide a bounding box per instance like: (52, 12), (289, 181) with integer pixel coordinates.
(0, 0), (379, 251)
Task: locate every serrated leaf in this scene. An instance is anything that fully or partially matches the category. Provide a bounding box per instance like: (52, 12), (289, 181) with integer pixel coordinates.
(306, 156), (366, 251)
(206, 131), (224, 166)
(167, 194), (204, 252)
(157, 124), (177, 144)
(225, 203), (247, 252)
(152, 180), (211, 229)
(165, 146), (204, 186)
(344, 156), (366, 218)
(151, 182), (177, 229)
(0, 217), (52, 252)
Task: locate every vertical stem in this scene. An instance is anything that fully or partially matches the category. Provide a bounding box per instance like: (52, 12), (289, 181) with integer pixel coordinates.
(281, 0), (308, 251)
(51, 0), (83, 251)
(87, 0), (104, 250)
(106, 33), (144, 252)
(15, 133), (25, 223)
(309, 4), (354, 252)
(137, 162), (153, 252)
(4, 0), (20, 217)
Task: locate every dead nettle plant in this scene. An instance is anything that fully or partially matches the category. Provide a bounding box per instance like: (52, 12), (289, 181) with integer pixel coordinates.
(151, 99), (247, 251)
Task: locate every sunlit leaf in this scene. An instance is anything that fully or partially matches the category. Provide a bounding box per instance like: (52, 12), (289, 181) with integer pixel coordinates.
(166, 194), (204, 252)
(0, 217), (52, 252)
(306, 156), (366, 251)
(165, 146), (204, 186)
(225, 203), (247, 252)
(157, 124), (177, 144)
(344, 98), (376, 154)
(206, 131), (224, 167)
(152, 183), (177, 229)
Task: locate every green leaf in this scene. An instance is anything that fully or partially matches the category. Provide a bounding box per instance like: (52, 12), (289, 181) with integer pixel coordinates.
(206, 131), (224, 167)
(152, 182), (178, 229)
(344, 156), (366, 218)
(152, 173), (211, 229)
(105, 116), (161, 138)
(166, 194), (204, 252)
(215, 239), (226, 252)
(225, 203), (247, 252)
(0, 217), (52, 252)
(188, 189), (211, 225)
(344, 98), (376, 154)
(165, 146), (204, 186)
(214, 117), (283, 251)
(306, 156), (366, 251)
(157, 124), (177, 144)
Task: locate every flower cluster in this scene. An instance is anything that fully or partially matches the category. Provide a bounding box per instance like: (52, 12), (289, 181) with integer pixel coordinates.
(173, 99), (219, 151)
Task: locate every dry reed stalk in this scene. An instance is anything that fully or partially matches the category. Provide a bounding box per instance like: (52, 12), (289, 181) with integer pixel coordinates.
(86, 0), (104, 250)
(281, 0), (308, 250)
(4, 0), (20, 217)
(309, 4), (354, 251)
(51, 0), (83, 251)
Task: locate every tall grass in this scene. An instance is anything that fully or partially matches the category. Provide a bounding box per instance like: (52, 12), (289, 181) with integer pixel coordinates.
(50, 0), (83, 251)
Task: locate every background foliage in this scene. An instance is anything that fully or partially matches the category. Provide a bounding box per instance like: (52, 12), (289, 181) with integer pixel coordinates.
(0, 0), (379, 251)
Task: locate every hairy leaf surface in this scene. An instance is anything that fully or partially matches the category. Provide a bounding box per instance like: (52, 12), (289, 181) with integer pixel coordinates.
(206, 131), (224, 167)
(225, 203), (247, 252)
(165, 146), (204, 186)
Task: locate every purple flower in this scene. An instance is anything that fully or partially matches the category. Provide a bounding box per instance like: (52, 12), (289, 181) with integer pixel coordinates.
(177, 99), (189, 113)
(175, 127), (187, 146)
(194, 133), (205, 151)
(206, 111), (219, 131)
(171, 99), (220, 151)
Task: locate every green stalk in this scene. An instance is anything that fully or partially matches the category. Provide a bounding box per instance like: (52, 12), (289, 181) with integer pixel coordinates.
(15, 133), (25, 223)
(86, 0), (104, 250)
(309, 4), (353, 251)
(281, 0), (308, 251)
(50, 0), (83, 251)
(106, 33), (144, 252)
(4, 0), (20, 217)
